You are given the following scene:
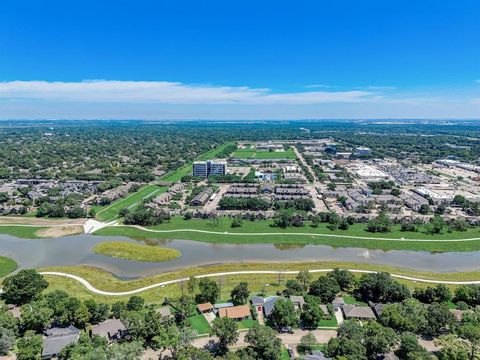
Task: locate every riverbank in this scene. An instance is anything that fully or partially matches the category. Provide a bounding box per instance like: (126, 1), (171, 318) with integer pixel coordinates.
(39, 261), (480, 303)
(93, 217), (480, 252)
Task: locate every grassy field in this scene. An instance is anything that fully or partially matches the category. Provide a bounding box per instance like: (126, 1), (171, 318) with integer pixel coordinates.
(188, 314), (211, 335)
(318, 316), (338, 329)
(160, 142), (236, 182)
(232, 148), (297, 160)
(92, 241), (181, 262)
(95, 184), (168, 222)
(0, 256), (18, 277)
(94, 216), (480, 252)
(38, 261), (480, 303)
(0, 225), (46, 239)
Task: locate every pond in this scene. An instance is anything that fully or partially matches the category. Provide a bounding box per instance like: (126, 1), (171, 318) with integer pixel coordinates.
(0, 233), (479, 279)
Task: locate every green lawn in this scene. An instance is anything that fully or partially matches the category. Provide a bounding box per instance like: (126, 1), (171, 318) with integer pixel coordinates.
(94, 216), (480, 252)
(280, 347), (291, 360)
(188, 314), (211, 335)
(92, 241), (181, 262)
(317, 316), (338, 328)
(232, 148), (297, 160)
(0, 256), (18, 277)
(95, 184), (168, 222)
(160, 142), (235, 182)
(238, 319), (259, 329)
(343, 295), (368, 306)
(0, 225), (44, 239)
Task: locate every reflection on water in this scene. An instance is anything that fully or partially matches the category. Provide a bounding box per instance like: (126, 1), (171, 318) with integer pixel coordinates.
(0, 233), (479, 279)
(273, 243), (307, 251)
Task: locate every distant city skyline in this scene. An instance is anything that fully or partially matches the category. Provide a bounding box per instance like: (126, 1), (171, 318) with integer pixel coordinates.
(1, 1), (479, 119)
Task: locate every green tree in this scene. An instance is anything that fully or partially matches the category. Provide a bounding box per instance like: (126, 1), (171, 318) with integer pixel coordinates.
(328, 268), (355, 291)
(296, 270), (312, 292)
(244, 325), (282, 360)
(435, 334), (469, 360)
(427, 215), (446, 235)
(309, 276), (340, 303)
(107, 340), (143, 360)
(231, 282), (249, 305)
(20, 299), (54, 332)
(457, 322), (480, 360)
(424, 303), (454, 336)
(269, 299), (297, 328)
(0, 326), (15, 356)
(126, 296), (145, 311)
(196, 278), (220, 304)
(16, 330), (43, 360)
(363, 321), (397, 359)
(300, 301), (323, 329)
(298, 332), (317, 354)
(380, 298), (427, 333)
(210, 317), (239, 354)
(2, 270), (48, 305)
(396, 332), (433, 360)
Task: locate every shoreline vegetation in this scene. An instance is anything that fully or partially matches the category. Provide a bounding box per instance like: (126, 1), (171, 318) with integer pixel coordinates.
(40, 261), (480, 303)
(92, 241), (181, 262)
(0, 255), (17, 277)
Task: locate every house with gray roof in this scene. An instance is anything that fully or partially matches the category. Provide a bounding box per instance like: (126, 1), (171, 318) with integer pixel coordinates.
(342, 305), (376, 320)
(42, 326), (80, 359)
(91, 319), (126, 342)
(290, 295), (305, 310)
(263, 296), (279, 317)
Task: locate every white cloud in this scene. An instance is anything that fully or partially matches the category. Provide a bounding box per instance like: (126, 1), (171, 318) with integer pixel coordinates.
(0, 80), (374, 105)
(304, 84), (330, 88)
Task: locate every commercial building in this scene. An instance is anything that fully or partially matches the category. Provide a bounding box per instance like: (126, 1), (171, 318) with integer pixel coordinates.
(354, 147), (372, 156)
(193, 160), (227, 177)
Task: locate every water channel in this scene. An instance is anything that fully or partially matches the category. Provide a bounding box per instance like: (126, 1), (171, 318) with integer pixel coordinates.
(1, 233), (479, 279)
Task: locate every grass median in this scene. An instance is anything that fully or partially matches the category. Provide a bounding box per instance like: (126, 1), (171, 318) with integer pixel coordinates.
(92, 241), (181, 262)
(39, 261), (480, 303)
(95, 184), (168, 222)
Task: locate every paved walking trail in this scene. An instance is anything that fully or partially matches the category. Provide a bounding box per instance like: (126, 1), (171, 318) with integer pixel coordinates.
(40, 268), (480, 297)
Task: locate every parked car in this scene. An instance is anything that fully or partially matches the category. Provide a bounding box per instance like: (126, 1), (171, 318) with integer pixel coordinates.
(278, 326), (294, 334)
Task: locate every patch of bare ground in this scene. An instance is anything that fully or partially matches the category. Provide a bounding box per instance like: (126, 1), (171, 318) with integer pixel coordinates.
(35, 225), (84, 238)
(0, 217), (86, 226)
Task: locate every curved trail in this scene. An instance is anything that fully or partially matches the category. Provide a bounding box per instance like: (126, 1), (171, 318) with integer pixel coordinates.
(115, 224), (480, 243)
(40, 269), (480, 296)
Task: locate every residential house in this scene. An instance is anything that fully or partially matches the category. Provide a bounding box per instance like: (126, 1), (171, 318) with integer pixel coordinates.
(332, 297), (345, 309)
(263, 296), (280, 317)
(156, 306), (173, 319)
(91, 319), (126, 342)
(342, 305), (376, 320)
(42, 326), (80, 359)
(290, 295), (305, 311)
(218, 305), (251, 321)
(197, 303), (214, 314)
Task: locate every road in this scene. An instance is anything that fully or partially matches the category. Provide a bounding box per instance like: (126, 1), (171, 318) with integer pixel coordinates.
(39, 268), (480, 297)
(292, 145), (320, 186)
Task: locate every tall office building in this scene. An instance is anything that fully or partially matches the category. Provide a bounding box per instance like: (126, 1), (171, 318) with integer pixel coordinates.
(192, 160), (227, 177)
(193, 161), (208, 177)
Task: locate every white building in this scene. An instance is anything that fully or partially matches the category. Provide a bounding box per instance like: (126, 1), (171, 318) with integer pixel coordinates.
(354, 147), (372, 156)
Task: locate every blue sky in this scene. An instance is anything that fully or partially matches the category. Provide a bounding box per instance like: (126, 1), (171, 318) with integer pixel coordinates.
(1, 0), (479, 119)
